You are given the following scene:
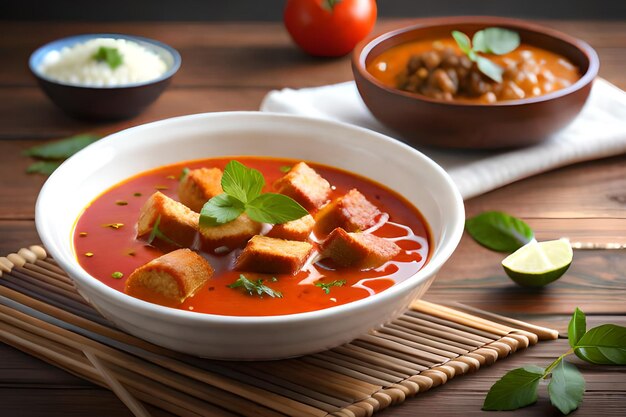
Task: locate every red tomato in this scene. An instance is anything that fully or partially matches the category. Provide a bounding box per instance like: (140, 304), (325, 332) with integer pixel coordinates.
(284, 0), (377, 57)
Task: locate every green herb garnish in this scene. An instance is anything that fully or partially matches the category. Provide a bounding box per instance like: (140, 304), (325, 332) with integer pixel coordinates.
(180, 167), (190, 181)
(115, 200), (128, 206)
(133, 192), (142, 197)
(465, 211), (534, 253)
(146, 215), (181, 247)
(279, 165), (292, 173)
(103, 223), (124, 229)
(452, 27), (520, 82)
(314, 279), (346, 294)
(92, 46), (124, 70)
(24, 133), (102, 175)
(200, 160), (308, 227)
(228, 275), (283, 298)
(111, 271), (124, 279)
(483, 308), (625, 414)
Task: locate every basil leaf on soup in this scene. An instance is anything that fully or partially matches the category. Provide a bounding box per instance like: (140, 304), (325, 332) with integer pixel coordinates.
(476, 56), (504, 83)
(245, 193), (309, 224)
(452, 30), (473, 56)
(221, 160), (265, 204)
(482, 27), (521, 55)
(465, 211), (534, 252)
(200, 193), (246, 227)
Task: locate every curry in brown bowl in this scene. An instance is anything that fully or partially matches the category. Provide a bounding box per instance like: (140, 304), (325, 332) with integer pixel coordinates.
(352, 16), (599, 149)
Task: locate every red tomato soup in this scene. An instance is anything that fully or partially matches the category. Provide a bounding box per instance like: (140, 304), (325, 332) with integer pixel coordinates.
(73, 157), (431, 316)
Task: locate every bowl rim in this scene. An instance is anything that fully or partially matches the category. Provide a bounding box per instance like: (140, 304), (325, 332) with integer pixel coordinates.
(352, 15), (600, 107)
(36, 111), (465, 325)
(29, 33), (182, 89)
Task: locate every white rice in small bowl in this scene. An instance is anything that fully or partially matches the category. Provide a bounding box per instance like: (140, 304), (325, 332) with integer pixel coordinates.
(38, 37), (168, 87)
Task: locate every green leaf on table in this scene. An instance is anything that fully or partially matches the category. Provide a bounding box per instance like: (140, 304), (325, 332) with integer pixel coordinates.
(228, 275), (282, 298)
(548, 360), (585, 415)
(200, 193), (246, 227)
(483, 365), (545, 411)
(92, 46), (124, 70)
(574, 324), (626, 365)
(473, 27), (521, 55)
(476, 56), (504, 83)
(23, 134), (101, 159)
(568, 307), (587, 348)
(245, 193), (309, 224)
(26, 160), (63, 175)
(221, 160), (265, 204)
(465, 211), (534, 252)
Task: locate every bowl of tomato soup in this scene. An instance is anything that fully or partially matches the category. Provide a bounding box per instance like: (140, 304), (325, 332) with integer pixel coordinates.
(36, 112), (464, 359)
(352, 16), (599, 148)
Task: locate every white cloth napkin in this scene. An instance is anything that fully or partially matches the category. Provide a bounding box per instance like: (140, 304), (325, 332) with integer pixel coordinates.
(260, 78), (626, 199)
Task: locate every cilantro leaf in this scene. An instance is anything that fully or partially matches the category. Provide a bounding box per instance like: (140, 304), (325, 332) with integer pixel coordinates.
(574, 324), (626, 365)
(465, 211), (534, 252)
(245, 193), (309, 224)
(221, 160), (264, 204)
(92, 46), (124, 70)
(200, 193), (245, 227)
(548, 360), (585, 415)
(23, 134), (101, 159)
(476, 56), (504, 83)
(315, 280), (346, 294)
(568, 307), (587, 348)
(482, 366), (544, 411)
(179, 167), (190, 181)
(451, 30), (472, 55)
(228, 275), (282, 298)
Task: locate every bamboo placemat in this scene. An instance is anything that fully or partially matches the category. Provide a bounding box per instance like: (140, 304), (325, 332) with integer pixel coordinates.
(0, 245), (558, 417)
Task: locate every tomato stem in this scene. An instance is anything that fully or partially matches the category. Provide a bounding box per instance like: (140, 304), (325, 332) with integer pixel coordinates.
(322, 0), (342, 12)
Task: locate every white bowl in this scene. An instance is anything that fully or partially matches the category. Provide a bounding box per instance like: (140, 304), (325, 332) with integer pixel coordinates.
(36, 111), (464, 360)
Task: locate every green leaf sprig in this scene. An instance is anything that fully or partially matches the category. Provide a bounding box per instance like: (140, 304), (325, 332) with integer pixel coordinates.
(92, 46), (124, 70)
(200, 160), (309, 227)
(451, 27), (520, 83)
(465, 211), (534, 252)
(23, 133), (101, 175)
(146, 215), (181, 248)
(483, 308), (626, 414)
(228, 275), (283, 298)
(315, 279), (346, 294)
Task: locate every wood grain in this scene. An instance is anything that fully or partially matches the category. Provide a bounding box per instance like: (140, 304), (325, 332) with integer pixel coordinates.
(0, 19), (624, 417)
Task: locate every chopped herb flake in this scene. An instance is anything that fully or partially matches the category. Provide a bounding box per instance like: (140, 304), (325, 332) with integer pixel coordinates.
(270, 277), (279, 282)
(84, 252), (94, 257)
(315, 279), (346, 294)
(155, 185), (169, 190)
(111, 271), (124, 279)
(103, 223), (124, 229)
(166, 175), (176, 180)
(180, 167), (190, 181)
(146, 215), (181, 247)
(127, 250), (136, 257)
(228, 275), (283, 298)
(79, 232), (88, 237)
(115, 200), (128, 206)
(279, 165), (292, 173)
(133, 192), (142, 197)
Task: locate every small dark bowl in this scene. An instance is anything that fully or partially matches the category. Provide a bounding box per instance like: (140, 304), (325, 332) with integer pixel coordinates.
(352, 16), (599, 149)
(29, 34), (181, 121)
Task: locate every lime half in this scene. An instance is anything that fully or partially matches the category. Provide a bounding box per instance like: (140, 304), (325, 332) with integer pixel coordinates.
(502, 239), (573, 287)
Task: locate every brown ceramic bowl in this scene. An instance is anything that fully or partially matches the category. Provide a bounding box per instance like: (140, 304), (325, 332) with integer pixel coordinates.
(352, 16), (599, 149)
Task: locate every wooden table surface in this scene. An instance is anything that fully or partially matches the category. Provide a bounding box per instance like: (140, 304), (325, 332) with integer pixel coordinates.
(1, 20), (625, 417)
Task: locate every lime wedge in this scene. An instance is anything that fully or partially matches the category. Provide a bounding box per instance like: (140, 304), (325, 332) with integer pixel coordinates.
(502, 239), (573, 287)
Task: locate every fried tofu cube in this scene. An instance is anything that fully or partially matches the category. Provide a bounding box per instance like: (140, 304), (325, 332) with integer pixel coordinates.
(273, 162), (331, 210)
(315, 189), (381, 235)
(125, 248), (213, 306)
(137, 192), (199, 248)
(235, 235), (313, 275)
(320, 228), (401, 269)
(198, 214), (262, 252)
(178, 167), (223, 212)
(267, 214), (315, 241)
